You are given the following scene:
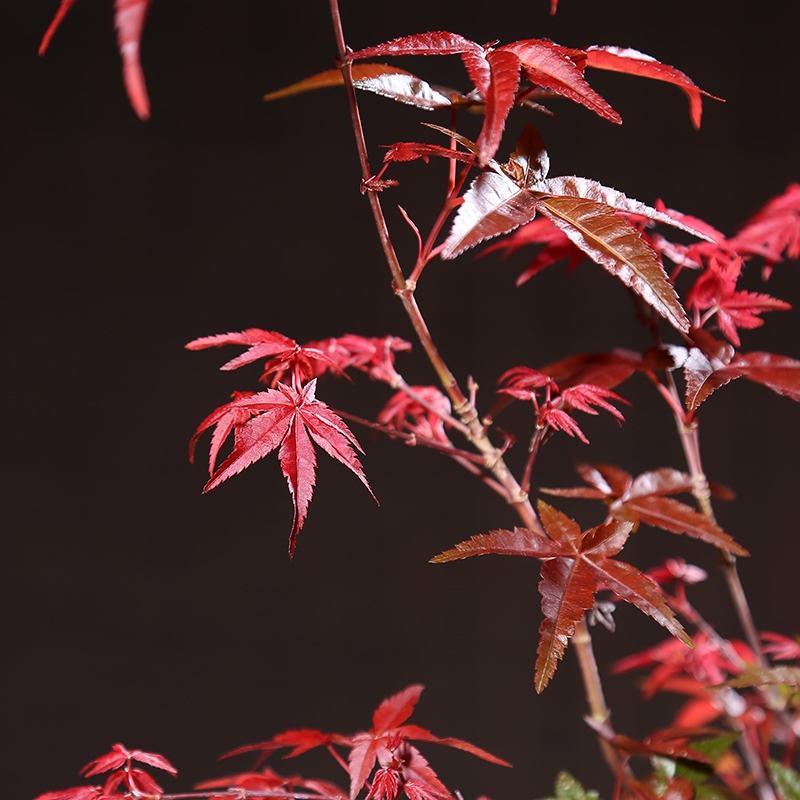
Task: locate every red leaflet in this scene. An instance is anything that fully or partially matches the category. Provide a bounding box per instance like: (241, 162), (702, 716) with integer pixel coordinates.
(478, 50), (521, 166)
(585, 46), (722, 128)
(542, 463), (747, 555)
(40, 0), (152, 120)
(500, 40), (620, 124)
(193, 381), (374, 556)
(432, 501), (689, 691)
(347, 32), (483, 61)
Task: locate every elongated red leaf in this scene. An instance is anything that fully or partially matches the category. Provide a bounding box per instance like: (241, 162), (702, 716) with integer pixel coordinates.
(501, 40), (621, 123)
(536, 177), (715, 241)
(536, 195), (690, 331)
(348, 32), (482, 61)
(430, 527), (560, 563)
(623, 496), (749, 556)
(587, 558), (690, 645)
(347, 736), (379, 800)
(477, 50), (521, 165)
(372, 685), (425, 733)
(586, 46), (722, 128)
(395, 726), (511, 766)
(115, 0), (151, 120)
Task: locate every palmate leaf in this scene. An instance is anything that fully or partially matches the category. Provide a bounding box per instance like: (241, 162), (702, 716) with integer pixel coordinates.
(264, 63), (462, 110)
(432, 501), (689, 692)
(194, 381), (374, 557)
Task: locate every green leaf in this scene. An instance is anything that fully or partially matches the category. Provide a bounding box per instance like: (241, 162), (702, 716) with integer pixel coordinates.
(544, 771), (600, 800)
(769, 761), (800, 800)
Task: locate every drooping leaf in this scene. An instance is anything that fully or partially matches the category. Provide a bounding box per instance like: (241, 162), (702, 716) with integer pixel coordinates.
(585, 46), (722, 128)
(195, 381), (373, 556)
(500, 40), (621, 124)
(537, 195), (690, 332)
(40, 0), (153, 120)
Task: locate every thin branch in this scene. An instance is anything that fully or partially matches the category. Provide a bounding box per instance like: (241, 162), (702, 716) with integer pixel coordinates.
(521, 426), (546, 495)
(328, 0), (619, 773)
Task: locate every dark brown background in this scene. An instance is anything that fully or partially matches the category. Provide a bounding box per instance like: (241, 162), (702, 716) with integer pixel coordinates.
(4, 2), (799, 799)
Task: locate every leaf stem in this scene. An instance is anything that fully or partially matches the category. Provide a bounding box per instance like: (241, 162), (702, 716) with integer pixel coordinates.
(669, 385), (766, 666)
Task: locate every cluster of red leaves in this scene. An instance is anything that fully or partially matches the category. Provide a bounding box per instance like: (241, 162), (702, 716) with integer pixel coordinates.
(271, 32), (718, 169)
(36, 744), (177, 800)
(40, 1), (152, 119)
(222, 685), (510, 800)
(432, 501), (689, 692)
(187, 332), (414, 555)
(613, 568), (800, 787)
(497, 366), (627, 444)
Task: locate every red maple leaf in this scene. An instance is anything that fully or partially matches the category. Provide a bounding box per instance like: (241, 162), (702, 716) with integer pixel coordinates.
(378, 387), (453, 445)
(192, 380), (374, 556)
(432, 501), (689, 691)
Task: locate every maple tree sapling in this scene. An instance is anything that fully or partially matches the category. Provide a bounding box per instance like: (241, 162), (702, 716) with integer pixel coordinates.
(37, 1), (800, 799)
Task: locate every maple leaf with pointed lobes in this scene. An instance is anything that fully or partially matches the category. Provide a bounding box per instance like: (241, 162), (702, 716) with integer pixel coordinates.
(307, 335), (412, 383)
(192, 380), (374, 557)
(542, 463), (748, 555)
(40, 0), (152, 120)
(432, 501), (690, 692)
(224, 685), (509, 800)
